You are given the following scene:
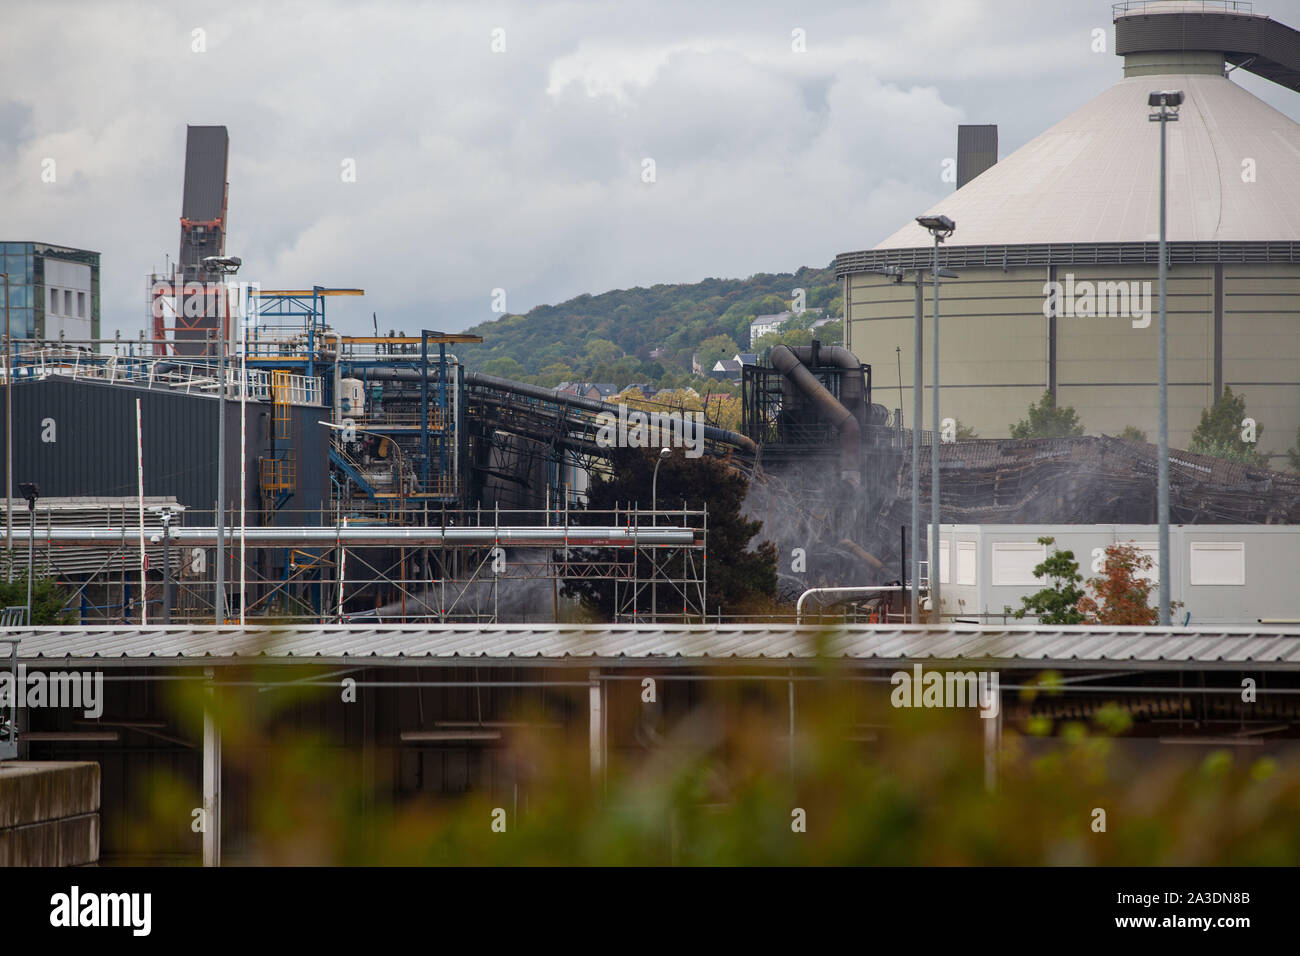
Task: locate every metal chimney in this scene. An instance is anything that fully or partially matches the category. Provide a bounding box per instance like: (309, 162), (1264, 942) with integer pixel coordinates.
(956, 124), (998, 189)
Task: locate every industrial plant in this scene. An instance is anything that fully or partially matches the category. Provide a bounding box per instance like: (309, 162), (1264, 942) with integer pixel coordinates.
(1, 0), (1298, 883)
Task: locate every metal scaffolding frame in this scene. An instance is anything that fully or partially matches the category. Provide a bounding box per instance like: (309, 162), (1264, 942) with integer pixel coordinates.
(13, 507), (709, 625)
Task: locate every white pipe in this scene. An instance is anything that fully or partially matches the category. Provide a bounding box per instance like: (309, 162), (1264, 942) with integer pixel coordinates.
(337, 516), (347, 622)
(135, 398), (146, 625)
(795, 586), (900, 624)
(4, 525), (697, 546)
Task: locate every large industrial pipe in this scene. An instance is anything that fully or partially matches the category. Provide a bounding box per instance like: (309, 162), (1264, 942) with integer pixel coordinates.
(768, 344), (861, 485)
(784, 343), (866, 418)
(7, 525), (696, 547)
(464, 371), (758, 456)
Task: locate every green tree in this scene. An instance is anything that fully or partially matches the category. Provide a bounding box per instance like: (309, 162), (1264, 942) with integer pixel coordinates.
(1189, 387), (1267, 465)
(1116, 425), (1147, 443)
(481, 356), (525, 379)
(562, 448), (777, 618)
(1288, 425), (1300, 472)
(1010, 392), (1084, 439)
(0, 575), (74, 624)
(1013, 537), (1085, 624)
(696, 334), (740, 370)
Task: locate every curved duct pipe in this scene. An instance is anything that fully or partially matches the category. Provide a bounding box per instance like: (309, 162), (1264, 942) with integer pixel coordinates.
(769, 344), (861, 485)
(464, 371), (758, 456)
(784, 343), (867, 419)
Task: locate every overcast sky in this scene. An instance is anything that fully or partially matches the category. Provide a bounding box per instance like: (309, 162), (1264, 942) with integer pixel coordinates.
(5, 0), (1300, 339)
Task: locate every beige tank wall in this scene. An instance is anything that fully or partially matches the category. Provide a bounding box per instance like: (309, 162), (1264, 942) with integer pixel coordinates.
(1057, 264), (1213, 448)
(845, 261), (1299, 463)
(846, 268), (1046, 438)
(1223, 265), (1300, 463)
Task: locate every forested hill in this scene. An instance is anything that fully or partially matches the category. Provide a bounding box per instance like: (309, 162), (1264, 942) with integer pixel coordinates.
(455, 263), (843, 391)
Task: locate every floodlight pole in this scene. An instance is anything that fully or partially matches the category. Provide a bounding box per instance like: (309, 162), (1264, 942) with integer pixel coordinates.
(214, 311), (226, 625)
(930, 233), (942, 622)
(24, 496), (34, 621)
(914, 215), (955, 621)
(911, 273), (922, 623)
(1150, 94), (1180, 627)
(2, 272), (10, 582)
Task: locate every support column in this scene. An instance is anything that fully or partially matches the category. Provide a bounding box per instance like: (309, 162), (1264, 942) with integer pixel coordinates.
(588, 669), (603, 785)
(983, 688), (1002, 793)
(202, 666), (222, 867)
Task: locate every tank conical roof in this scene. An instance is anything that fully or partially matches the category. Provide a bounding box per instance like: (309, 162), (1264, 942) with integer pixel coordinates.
(876, 71), (1300, 249)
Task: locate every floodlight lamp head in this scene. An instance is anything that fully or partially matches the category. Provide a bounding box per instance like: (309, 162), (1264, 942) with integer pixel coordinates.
(916, 214), (956, 241)
(202, 256), (242, 275)
(1148, 90), (1184, 108)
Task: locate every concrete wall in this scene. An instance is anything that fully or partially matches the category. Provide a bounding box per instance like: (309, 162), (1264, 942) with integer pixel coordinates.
(846, 261), (1299, 464)
(930, 524), (1300, 625)
(0, 761), (100, 866)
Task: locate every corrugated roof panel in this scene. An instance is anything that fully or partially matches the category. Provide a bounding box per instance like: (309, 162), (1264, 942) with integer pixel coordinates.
(4, 624), (1299, 670)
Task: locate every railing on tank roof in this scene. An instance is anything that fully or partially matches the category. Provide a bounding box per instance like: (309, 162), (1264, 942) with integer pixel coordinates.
(0, 348), (323, 406)
(1112, 0), (1252, 15)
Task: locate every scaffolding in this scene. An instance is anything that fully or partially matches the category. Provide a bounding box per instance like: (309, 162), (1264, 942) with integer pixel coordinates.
(10, 507), (709, 626)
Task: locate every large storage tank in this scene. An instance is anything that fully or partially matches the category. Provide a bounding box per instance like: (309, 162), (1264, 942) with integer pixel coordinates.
(839, 1), (1300, 466)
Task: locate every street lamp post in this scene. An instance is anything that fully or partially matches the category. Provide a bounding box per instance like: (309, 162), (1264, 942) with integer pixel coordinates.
(203, 256), (241, 625)
(650, 446), (671, 622)
(151, 507), (177, 624)
(916, 215), (956, 623)
(1149, 91), (1181, 627)
(2, 271), (10, 582)
(19, 483), (38, 624)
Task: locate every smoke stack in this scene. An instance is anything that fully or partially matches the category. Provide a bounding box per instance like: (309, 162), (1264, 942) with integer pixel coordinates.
(956, 124), (997, 189)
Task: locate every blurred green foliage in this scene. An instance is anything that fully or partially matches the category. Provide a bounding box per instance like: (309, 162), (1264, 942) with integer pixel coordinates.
(123, 655), (1300, 866)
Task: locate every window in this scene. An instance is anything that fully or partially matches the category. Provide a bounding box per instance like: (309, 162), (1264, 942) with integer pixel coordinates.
(991, 542), (1047, 586)
(77, 291), (85, 317)
(49, 288), (58, 314)
(1189, 541), (1245, 586)
(64, 290), (72, 315)
(957, 541), (977, 586)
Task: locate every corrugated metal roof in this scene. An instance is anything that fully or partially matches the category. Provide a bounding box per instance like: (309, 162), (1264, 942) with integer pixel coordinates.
(3, 624), (1297, 670)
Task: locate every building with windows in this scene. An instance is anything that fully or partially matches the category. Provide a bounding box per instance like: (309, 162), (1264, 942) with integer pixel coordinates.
(0, 242), (100, 343)
(930, 523), (1299, 626)
(749, 311), (792, 348)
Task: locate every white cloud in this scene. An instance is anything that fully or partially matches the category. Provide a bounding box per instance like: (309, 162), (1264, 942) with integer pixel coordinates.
(1, 0), (1298, 342)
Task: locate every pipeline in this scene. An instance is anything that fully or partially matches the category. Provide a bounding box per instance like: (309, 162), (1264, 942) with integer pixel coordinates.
(769, 344), (861, 485)
(464, 371), (758, 457)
